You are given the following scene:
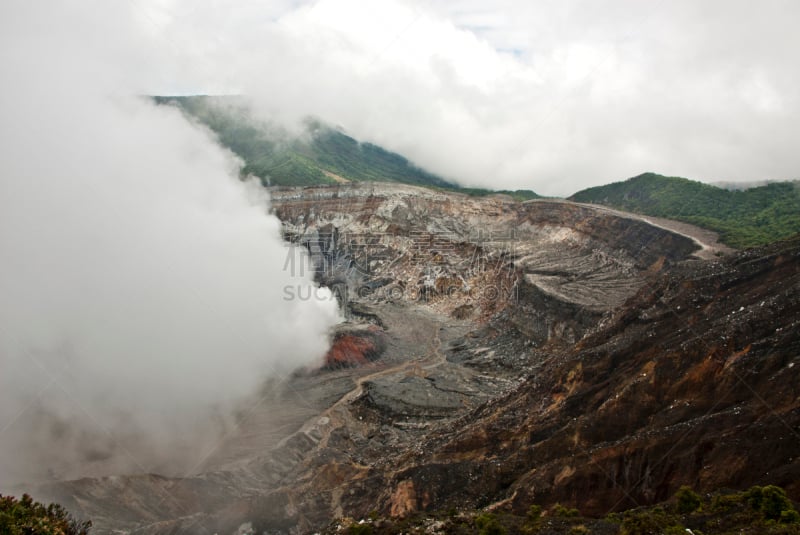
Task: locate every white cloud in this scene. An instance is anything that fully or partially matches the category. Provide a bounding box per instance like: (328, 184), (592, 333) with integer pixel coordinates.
(0, 0), (340, 484)
(128, 0), (800, 195)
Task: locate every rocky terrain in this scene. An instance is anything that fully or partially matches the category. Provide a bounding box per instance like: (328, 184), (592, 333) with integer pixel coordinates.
(273, 183), (701, 344)
(345, 235), (800, 520)
(23, 183), (799, 534)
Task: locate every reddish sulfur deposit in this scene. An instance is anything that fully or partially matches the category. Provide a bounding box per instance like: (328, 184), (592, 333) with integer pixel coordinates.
(324, 326), (385, 369)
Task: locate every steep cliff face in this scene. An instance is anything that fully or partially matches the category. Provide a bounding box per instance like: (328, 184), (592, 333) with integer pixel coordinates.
(344, 236), (800, 520)
(30, 184), (788, 535)
(271, 183), (701, 346)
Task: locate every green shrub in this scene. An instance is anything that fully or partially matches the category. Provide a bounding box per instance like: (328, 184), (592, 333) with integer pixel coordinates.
(346, 522), (373, 535)
(526, 504), (542, 520)
(782, 509), (800, 524)
(747, 485), (798, 521)
(709, 492), (743, 513)
(552, 503), (581, 517)
(475, 512), (507, 535)
(525, 504), (542, 523)
(619, 506), (685, 535)
(522, 504), (543, 532)
(0, 494), (91, 535)
(675, 485), (702, 514)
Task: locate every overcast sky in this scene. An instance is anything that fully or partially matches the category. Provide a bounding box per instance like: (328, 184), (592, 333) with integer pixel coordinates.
(124, 0), (800, 196)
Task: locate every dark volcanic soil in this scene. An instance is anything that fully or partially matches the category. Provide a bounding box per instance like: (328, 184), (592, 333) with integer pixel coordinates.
(355, 236), (800, 521)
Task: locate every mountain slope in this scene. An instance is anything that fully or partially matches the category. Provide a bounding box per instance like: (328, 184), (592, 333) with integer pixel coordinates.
(569, 172), (800, 248)
(365, 235), (800, 518)
(154, 95), (455, 188)
(153, 96), (541, 199)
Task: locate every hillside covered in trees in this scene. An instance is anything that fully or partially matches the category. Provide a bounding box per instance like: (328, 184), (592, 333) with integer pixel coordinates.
(152, 96), (539, 201)
(570, 173), (800, 248)
(154, 95), (455, 188)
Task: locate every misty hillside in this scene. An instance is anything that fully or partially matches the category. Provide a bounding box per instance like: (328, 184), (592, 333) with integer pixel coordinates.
(154, 96), (453, 188)
(154, 96), (541, 200)
(570, 172), (800, 248)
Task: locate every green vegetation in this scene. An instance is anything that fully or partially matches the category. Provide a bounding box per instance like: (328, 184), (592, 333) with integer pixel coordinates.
(675, 485), (702, 514)
(347, 522), (374, 535)
(325, 484), (799, 534)
(570, 172), (800, 248)
(552, 503), (581, 518)
(153, 96), (456, 189)
(745, 486), (800, 522)
(475, 512), (507, 535)
(457, 187), (541, 201)
(154, 97), (797, 246)
(0, 494), (91, 535)
(607, 484), (800, 535)
(153, 96), (542, 200)
(611, 506), (691, 535)
(526, 504), (543, 522)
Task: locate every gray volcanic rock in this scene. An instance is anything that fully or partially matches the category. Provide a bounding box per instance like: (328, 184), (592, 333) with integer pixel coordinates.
(272, 183), (701, 345)
(364, 366), (507, 420)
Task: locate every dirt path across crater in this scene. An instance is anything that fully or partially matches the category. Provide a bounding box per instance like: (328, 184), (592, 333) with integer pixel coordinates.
(551, 199), (735, 259)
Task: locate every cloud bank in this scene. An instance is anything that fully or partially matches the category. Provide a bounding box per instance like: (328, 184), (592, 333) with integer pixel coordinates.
(0, 1), (340, 485)
(137, 0), (800, 195)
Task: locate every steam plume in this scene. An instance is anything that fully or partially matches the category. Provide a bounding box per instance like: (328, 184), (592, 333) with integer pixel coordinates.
(0, 1), (340, 485)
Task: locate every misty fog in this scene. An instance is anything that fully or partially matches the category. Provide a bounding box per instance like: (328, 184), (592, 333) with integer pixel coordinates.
(135, 0), (800, 195)
(0, 2), (340, 486)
